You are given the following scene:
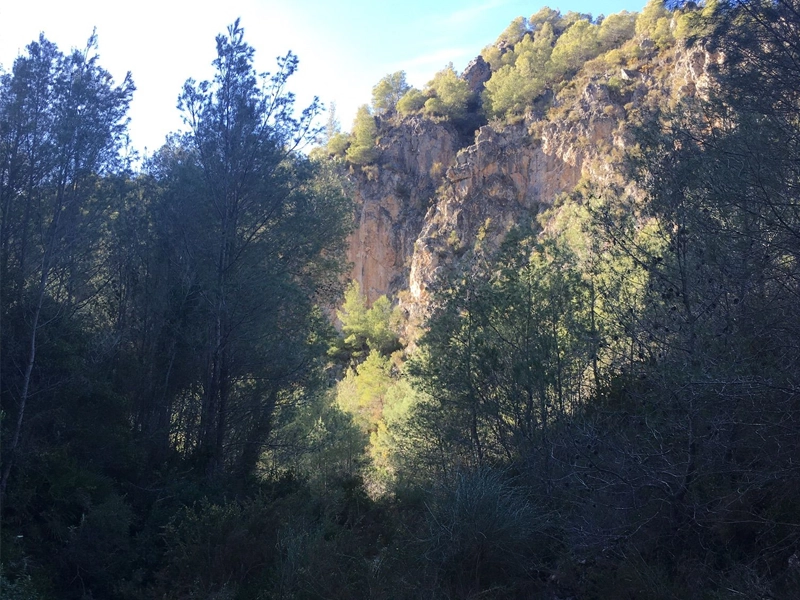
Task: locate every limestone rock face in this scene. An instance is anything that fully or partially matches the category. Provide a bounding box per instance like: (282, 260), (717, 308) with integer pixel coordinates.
(346, 43), (719, 326)
(347, 116), (457, 304)
(674, 45), (721, 99)
(405, 116), (606, 321)
(399, 45), (722, 323)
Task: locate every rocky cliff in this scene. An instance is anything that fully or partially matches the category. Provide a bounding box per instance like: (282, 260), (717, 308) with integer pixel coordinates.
(346, 116), (457, 304)
(346, 41), (719, 325)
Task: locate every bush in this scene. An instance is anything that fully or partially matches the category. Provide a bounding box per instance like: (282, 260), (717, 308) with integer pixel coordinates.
(158, 497), (281, 599)
(423, 468), (557, 596)
(64, 493), (134, 597)
(396, 88), (426, 115)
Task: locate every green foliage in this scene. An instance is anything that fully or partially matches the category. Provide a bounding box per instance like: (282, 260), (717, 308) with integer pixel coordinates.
(480, 45), (510, 72)
(65, 493), (134, 596)
(497, 16), (530, 46)
(363, 296), (401, 354)
(337, 349), (393, 433)
(334, 350), (425, 491)
(332, 283), (412, 486)
(481, 16), (531, 70)
(337, 280), (369, 347)
(161, 21), (353, 476)
(396, 87), (426, 115)
(407, 227), (597, 470)
(423, 469), (557, 597)
(423, 64), (471, 120)
(371, 70), (411, 115)
(597, 10), (637, 49)
(153, 472), (394, 599)
(368, 377), (419, 481)
(548, 19), (601, 79)
(0, 23), (353, 599)
(0, 31), (134, 504)
(293, 391), (368, 484)
(529, 6), (562, 30)
(324, 101), (342, 139)
(325, 131), (350, 156)
(321, 101), (351, 157)
(4, 4), (800, 599)
(346, 104), (378, 164)
(483, 7), (638, 121)
(636, 0), (675, 49)
(674, 0), (718, 42)
(160, 496), (280, 599)
(483, 23), (554, 118)
(335, 281), (400, 357)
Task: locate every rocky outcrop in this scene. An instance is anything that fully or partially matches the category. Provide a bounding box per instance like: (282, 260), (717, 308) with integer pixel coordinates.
(461, 55), (491, 94)
(347, 116), (457, 304)
(347, 103), (617, 311)
(346, 42), (719, 326)
(405, 113), (613, 320)
(674, 44), (721, 98)
(401, 45), (722, 320)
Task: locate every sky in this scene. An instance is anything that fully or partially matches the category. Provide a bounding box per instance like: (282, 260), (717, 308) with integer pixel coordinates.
(0, 0), (647, 156)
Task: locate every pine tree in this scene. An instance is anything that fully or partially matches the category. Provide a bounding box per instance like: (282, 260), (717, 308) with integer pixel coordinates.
(0, 34), (133, 503)
(346, 105), (378, 165)
(168, 20), (350, 475)
(371, 71), (411, 115)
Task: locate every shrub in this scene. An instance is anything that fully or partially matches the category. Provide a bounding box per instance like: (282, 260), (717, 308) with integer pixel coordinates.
(423, 468), (557, 596)
(397, 88), (426, 115)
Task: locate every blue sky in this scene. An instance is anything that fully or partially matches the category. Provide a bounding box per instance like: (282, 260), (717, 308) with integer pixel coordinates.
(0, 0), (647, 155)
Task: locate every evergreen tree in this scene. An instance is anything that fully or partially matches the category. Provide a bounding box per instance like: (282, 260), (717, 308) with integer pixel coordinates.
(0, 34), (134, 504)
(548, 19), (600, 80)
(483, 23), (555, 119)
(346, 104), (378, 165)
(408, 229), (595, 472)
(165, 19), (351, 476)
(423, 64), (471, 121)
(371, 70), (411, 115)
(336, 280), (400, 358)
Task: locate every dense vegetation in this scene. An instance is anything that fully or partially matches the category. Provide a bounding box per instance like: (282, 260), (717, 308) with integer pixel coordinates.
(3, 1), (800, 598)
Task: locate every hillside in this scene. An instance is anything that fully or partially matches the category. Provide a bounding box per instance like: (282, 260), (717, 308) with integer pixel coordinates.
(2, 2), (800, 598)
(320, 1), (800, 596)
(338, 1), (718, 312)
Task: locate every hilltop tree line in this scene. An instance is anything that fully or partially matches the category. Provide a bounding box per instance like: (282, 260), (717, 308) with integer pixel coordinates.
(325, 0), (707, 164)
(3, 1), (800, 599)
